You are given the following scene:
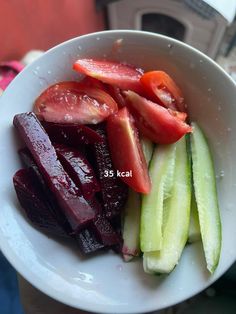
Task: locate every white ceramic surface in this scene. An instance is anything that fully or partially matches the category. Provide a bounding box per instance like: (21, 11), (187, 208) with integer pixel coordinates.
(0, 30), (236, 314)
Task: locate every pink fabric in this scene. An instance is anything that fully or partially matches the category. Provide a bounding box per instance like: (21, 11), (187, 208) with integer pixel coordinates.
(0, 61), (24, 91)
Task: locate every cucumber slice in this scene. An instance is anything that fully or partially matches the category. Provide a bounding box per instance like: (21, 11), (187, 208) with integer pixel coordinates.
(140, 136), (154, 165)
(140, 143), (176, 252)
(190, 122), (221, 273)
(121, 137), (153, 261)
(122, 189), (141, 262)
(144, 136), (191, 274)
(188, 192), (201, 243)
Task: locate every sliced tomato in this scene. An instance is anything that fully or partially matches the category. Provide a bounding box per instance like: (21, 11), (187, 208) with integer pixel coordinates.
(140, 71), (186, 112)
(168, 109), (187, 121)
(107, 107), (151, 194)
(79, 76), (107, 91)
(73, 59), (144, 94)
(80, 77), (127, 107)
(34, 81), (118, 124)
(125, 91), (192, 144)
(107, 85), (127, 108)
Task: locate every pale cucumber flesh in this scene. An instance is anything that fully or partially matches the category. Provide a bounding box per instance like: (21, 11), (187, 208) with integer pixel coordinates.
(144, 136), (191, 274)
(140, 143), (176, 252)
(188, 192), (201, 243)
(140, 136), (154, 165)
(190, 122), (221, 273)
(122, 137), (153, 261)
(122, 189), (141, 261)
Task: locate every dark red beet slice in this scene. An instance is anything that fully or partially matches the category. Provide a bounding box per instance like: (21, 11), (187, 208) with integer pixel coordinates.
(86, 197), (121, 247)
(75, 229), (105, 254)
(19, 147), (73, 234)
(92, 214), (121, 247)
(92, 126), (128, 219)
(19, 147), (45, 187)
(55, 144), (100, 200)
(76, 210), (121, 253)
(41, 121), (103, 146)
(13, 112), (97, 231)
(13, 168), (105, 254)
(13, 168), (68, 237)
(18, 148), (107, 254)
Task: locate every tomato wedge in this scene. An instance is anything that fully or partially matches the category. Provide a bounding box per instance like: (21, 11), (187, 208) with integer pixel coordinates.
(73, 59), (144, 94)
(169, 109), (187, 122)
(125, 91), (192, 144)
(34, 81), (118, 124)
(107, 85), (126, 108)
(140, 71), (186, 112)
(79, 76), (107, 91)
(107, 107), (151, 194)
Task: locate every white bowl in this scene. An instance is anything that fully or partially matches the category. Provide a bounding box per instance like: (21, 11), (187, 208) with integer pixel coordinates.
(0, 30), (236, 313)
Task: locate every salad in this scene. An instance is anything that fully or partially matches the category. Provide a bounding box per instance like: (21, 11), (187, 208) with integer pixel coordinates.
(13, 58), (221, 275)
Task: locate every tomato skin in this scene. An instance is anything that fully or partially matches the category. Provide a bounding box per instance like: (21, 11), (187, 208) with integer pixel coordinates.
(34, 81), (118, 124)
(140, 71), (186, 112)
(107, 85), (126, 108)
(168, 109), (187, 121)
(79, 76), (107, 91)
(80, 77), (127, 108)
(73, 59), (144, 94)
(107, 107), (151, 194)
(125, 91), (192, 144)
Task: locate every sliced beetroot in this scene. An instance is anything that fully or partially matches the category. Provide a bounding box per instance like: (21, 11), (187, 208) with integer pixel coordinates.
(19, 148), (105, 245)
(13, 168), (68, 238)
(13, 112), (97, 231)
(41, 121), (103, 146)
(92, 214), (121, 247)
(13, 168), (105, 254)
(109, 215), (122, 234)
(74, 199), (108, 254)
(75, 229), (105, 254)
(19, 147), (46, 189)
(55, 144), (100, 200)
(76, 206), (121, 253)
(92, 126), (128, 219)
(19, 147), (73, 234)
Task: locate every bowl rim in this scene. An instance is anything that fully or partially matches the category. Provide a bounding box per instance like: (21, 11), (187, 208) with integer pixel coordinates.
(4, 29), (236, 95)
(1, 29), (236, 313)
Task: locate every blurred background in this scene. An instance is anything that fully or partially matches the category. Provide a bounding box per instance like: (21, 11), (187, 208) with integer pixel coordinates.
(0, 0), (236, 313)
(1, 0), (236, 73)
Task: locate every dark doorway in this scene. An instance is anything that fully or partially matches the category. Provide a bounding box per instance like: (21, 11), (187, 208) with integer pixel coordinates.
(142, 13), (185, 41)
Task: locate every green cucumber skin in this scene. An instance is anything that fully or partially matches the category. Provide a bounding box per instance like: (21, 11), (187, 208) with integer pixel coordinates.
(122, 189), (141, 261)
(144, 136), (191, 274)
(140, 136), (154, 165)
(190, 123), (221, 273)
(122, 138), (153, 262)
(188, 134), (201, 243)
(140, 143), (176, 252)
